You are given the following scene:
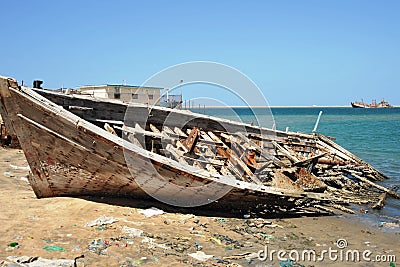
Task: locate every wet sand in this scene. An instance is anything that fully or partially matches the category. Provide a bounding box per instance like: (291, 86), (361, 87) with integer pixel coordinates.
(0, 147), (399, 266)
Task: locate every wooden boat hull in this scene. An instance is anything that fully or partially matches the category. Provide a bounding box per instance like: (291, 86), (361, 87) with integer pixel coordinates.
(1, 76), (396, 213)
(1, 77), (336, 211)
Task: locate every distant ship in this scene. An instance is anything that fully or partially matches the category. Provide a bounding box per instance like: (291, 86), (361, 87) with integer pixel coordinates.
(351, 99), (393, 108)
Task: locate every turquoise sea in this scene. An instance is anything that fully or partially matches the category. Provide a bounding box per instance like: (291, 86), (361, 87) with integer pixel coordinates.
(199, 107), (400, 223)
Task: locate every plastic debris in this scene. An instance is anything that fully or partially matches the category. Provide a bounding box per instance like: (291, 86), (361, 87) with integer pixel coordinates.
(121, 226), (143, 237)
(188, 251), (214, 261)
(214, 257), (230, 264)
(138, 207), (164, 218)
(279, 259), (305, 267)
(212, 234), (242, 248)
(3, 171), (13, 178)
(8, 242), (19, 248)
(223, 252), (257, 260)
(194, 242), (203, 250)
(20, 177), (29, 183)
(3, 256), (74, 267)
(43, 245), (66, 252)
(246, 218), (273, 228)
(259, 233), (275, 239)
(243, 214), (251, 219)
(88, 239), (110, 255)
(9, 164), (30, 170)
(141, 237), (170, 250)
(85, 215), (118, 227)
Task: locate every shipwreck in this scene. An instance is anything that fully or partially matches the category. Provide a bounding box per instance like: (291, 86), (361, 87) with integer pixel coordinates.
(0, 75), (398, 214)
(351, 99), (393, 108)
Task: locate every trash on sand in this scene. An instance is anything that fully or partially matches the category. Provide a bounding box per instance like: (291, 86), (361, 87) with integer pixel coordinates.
(121, 226), (144, 237)
(3, 256), (74, 267)
(88, 239), (110, 255)
(194, 242), (203, 250)
(141, 236), (170, 250)
(43, 245), (66, 252)
(223, 252), (258, 260)
(20, 177), (29, 183)
(3, 171), (13, 178)
(243, 214), (251, 219)
(259, 233), (275, 239)
(279, 259), (305, 267)
(138, 207), (164, 218)
(246, 218), (275, 228)
(188, 251), (214, 261)
(212, 234), (242, 248)
(8, 242), (19, 248)
(9, 164), (31, 171)
(85, 215), (118, 227)
(213, 257), (230, 264)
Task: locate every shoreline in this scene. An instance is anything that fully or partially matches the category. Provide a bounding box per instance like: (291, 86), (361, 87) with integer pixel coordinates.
(1, 147), (399, 266)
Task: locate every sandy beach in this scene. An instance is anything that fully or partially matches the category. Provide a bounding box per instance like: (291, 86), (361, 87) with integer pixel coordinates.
(0, 147), (399, 267)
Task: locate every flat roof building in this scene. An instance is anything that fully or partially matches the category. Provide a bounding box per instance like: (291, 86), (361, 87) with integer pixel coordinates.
(79, 84), (163, 105)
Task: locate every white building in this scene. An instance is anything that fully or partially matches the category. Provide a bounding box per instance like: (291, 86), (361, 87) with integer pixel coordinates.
(79, 84), (163, 105)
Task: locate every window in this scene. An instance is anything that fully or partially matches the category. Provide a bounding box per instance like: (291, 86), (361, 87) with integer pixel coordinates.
(148, 94), (154, 100)
(132, 93), (138, 99)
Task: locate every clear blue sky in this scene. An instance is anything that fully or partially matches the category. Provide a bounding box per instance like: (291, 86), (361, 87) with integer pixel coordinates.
(1, 0), (399, 106)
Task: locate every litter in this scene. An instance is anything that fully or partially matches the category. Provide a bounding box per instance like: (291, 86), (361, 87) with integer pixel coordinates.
(138, 207), (164, 218)
(259, 233), (275, 239)
(85, 215), (118, 227)
(88, 239), (110, 255)
(194, 242), (203, 250)
(212, 234), (242, 248)
(3, 256), (74, 267)
(9, 164), (30, 170)
(141, 237), (170, 250)
(3, 171), (13, 178)
(43, 245), (65, 252)
(20, 177), (29, 183)
(223, 252), (258, 260)
(279, 259), (305, 267)
(188, 251), (214, 261)
(8, 242), (19, 248)
(121, 226), (144, 237)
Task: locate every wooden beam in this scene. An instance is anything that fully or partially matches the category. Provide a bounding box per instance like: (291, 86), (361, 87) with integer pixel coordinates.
(349, 171), (400, 199)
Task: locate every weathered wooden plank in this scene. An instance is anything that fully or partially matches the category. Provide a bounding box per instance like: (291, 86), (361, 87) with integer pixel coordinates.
(272, 141), (300, 163)
(162, 126), (177, 136)
(370, 192), (387, 210)
(349, 171), (400, 199)
(165, 144), (188, 165)
(181, 127), (200, 153)
(233, 132), (286, 168)
(174, 127), (187, 137)
(150, 124), (161, 134)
